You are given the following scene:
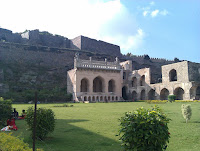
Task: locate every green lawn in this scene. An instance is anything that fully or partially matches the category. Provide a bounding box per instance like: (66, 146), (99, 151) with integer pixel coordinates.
(9, 102), (200, 151)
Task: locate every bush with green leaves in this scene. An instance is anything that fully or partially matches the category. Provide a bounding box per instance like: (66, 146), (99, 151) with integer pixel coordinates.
(168, 95), (176, 103)
(181, 104), (192, 123)
(25, 107), (55, 140)
(119, 106), (170, 151)
(0, 97), (12, 126)
(0, 133), (43, 151)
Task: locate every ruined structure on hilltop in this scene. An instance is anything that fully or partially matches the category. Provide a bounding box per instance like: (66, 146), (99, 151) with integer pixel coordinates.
(68, 56), (200, 102)
(0, 28), (120, 57)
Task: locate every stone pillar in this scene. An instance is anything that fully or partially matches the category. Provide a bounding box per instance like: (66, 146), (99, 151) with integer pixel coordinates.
(104, 80), (108, 93)
(89, 78), (93, 93)
(184, 88), (191, 100)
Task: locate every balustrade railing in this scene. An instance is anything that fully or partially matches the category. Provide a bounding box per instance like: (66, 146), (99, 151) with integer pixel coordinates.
(75, 59), (121, 70)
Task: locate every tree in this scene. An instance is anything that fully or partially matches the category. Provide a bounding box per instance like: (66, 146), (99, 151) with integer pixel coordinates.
(119, 106), (170, 151)
(25, 107), (55, 140)
(0, 97), (12, 127)
(181, 104), (192, 123)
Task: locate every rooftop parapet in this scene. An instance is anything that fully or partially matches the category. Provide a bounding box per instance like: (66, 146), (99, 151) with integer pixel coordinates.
(74, 53), (121, 70)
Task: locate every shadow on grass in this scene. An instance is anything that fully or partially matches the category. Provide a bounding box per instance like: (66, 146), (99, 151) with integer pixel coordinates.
(192, 121), (200, 123)
(14, 119), (122, 151)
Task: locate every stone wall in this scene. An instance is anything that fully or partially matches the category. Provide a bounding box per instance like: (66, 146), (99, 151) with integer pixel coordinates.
(0, 28), (22, 43)
(23, 30), (71, 48)
(188, 61), (200, 82)
(71, 35), (121, 57)
(162, 61), (189, 83)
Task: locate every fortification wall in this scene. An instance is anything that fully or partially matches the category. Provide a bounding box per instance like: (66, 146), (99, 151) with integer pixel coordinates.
(71, 36), (121, 57)
(188, 61), (200, 82)
(81, 36), (121, 56)
(27, 30), (71, 48)
(0, 28), (22, 43)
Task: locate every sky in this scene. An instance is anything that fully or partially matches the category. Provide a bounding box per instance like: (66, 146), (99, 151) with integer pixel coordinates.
(0, 0), (199, 63)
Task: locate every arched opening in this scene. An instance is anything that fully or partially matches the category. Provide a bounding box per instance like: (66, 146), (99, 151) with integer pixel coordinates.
(140, 75), (145, 86)
(160, 88), (169, 100)
(108, 96), (110, 101)
(100, 96), (103, 101)
(108, 79), (115, 92)
(169, 69), (177, 82)
(148, 89), (156, 100)
(132, 77), (137, 87)
(112, 96), (114, 101)
(122, 86), (128, 100)
(88, 96), (91, 102)
(84, 96), (87, 101)
(80, 78), (89, 92)
(140, 89), (145, 100)
(115, 96), (118, 101)
(92, 96), (95, 101)
(196, 86), (200, 100)
(174, 87), (184, 100)
(93, 76), (104, 92)
(132, 91), (137, 101)
(104, 96), (107, 102)
(96, 96), (99, 102)
(190, 87), (196, 100)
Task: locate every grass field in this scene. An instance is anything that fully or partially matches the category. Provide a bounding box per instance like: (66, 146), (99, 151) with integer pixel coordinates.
(9, 102), (200, 151)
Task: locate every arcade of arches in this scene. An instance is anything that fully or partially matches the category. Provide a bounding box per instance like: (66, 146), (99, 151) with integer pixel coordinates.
(80, 76), (119, 102)
(68, 57), (200, 102)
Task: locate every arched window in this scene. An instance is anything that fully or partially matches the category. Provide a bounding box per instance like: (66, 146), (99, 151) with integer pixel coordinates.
(108, 79), (115, 92)
(132, 91), (137, 101)
(160, 88), (169, 100)
(169, 69), (177, 82)
(174, 87), (184, 100)
(122, 86), (128, 100)
(84, 96), (87, 101)
(92, 96), (95, 101)
(196, 86), (200, 100)
(132, 77), (137, 87)
(140, 75), (145, 86)
(112, 96), (114, 101)
(80, 78), (89, 92)
(148, 89), (156, 100)
(93, 76), (104, 92)
(140, 89), (145, 100)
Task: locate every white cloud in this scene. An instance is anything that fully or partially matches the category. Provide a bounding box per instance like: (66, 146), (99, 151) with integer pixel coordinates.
(160, 9), (169, 16)
(151, 10), (159, 17)
(141, 2), (169, 18)
(143, 11), (148, 17)
(0, 0), (145, 54)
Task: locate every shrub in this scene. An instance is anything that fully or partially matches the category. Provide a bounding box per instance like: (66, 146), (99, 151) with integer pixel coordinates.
(168, 95), (176, 103)
(0, 133), (43, 151)
(25, 107), (55, 140)
(119, 106), (170, 151)
(181, 104), (192, 123)
(145, 100), (168, 104)
(0, 97), (12, 126)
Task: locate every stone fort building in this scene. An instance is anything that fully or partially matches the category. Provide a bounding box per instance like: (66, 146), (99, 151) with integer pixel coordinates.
(67, 54), (200, 102)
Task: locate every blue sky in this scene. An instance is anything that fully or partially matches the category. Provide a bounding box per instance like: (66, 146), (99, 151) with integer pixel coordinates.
(0, 0), (199, 62)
